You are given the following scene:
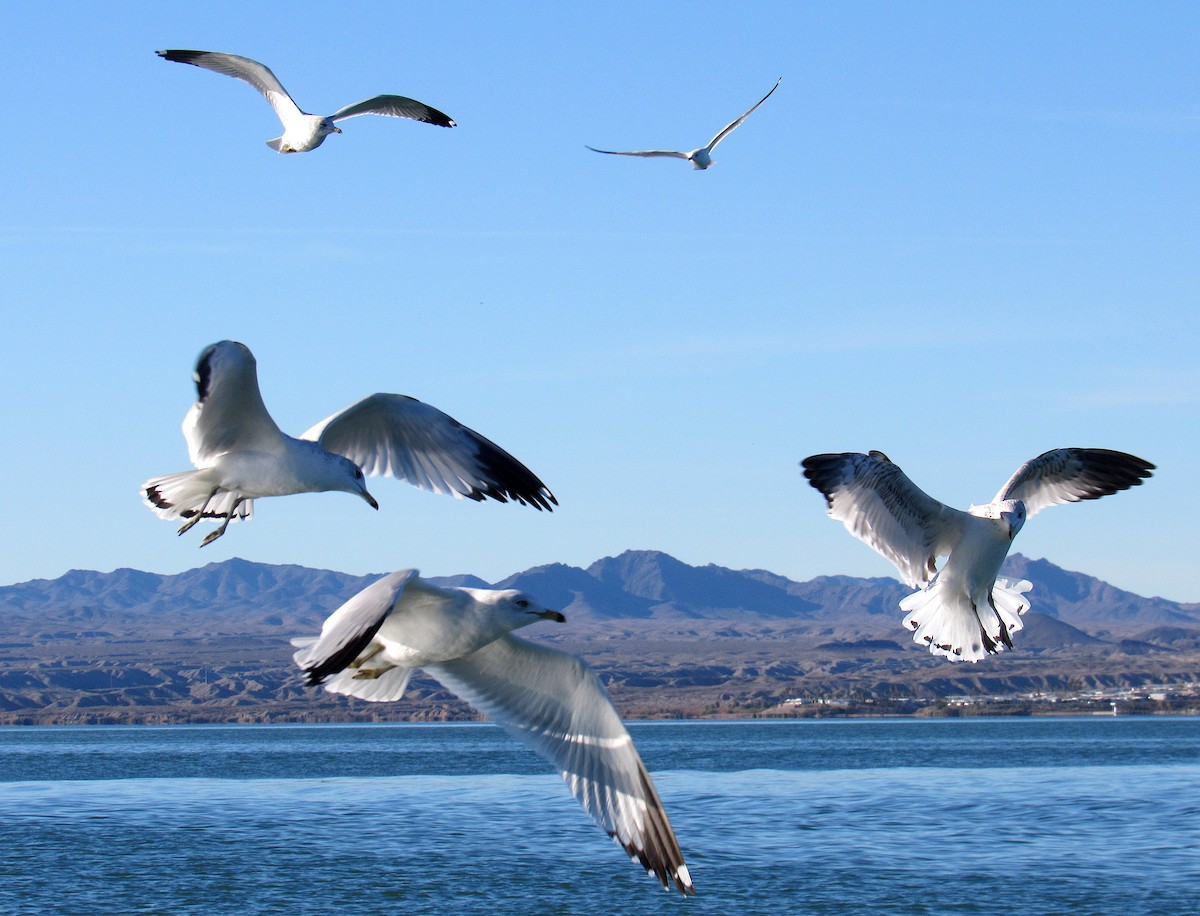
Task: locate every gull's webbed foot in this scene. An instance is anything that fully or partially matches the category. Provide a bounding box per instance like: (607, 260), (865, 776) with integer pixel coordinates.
(177, 514), (204, 536)
(197, 498), (244, 548)
(199, 523), (229, 548)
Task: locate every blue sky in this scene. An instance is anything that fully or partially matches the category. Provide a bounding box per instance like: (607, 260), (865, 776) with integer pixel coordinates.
(2, 2), (1197, 601)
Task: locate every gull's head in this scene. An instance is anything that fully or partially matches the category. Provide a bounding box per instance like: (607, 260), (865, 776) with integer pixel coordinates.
(689, 149), (713, 170)
(490, 590), (566, 632)
(331, 456), (378, 509)
(318, 117), (342, 137)
(1000, 499), (1027, 540)
(982, 499), (1026, 540)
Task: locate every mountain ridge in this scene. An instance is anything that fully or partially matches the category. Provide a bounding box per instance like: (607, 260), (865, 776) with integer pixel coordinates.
(1, 550), (1197, 725)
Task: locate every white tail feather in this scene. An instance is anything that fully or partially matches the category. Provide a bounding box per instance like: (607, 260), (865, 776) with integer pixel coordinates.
(991, 577), (1033, 635)
(142, 470), (254, 523)
(900, 576), (1034, 662)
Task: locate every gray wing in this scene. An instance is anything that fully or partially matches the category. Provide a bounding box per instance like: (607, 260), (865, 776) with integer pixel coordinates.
(301, 394), (556, 510)
(428, 635), (693, 895)
(801, 451), (966, 589)
(330, 95), (456, 127)
(993, 448), (1155, 517)
(291, 570), (419, 684)
(156, 50), (303, 123)
(183, 340), (284, 466)
(585, 145), (690, 159)
(704, 77), (780, 151)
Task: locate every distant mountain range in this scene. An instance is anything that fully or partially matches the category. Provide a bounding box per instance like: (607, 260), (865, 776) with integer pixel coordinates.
(1, 551), (1198, 724)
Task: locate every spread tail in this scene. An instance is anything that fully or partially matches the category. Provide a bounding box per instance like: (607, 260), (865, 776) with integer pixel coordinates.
(899, 577), (1032, 662)
(142, 470), (254, 523)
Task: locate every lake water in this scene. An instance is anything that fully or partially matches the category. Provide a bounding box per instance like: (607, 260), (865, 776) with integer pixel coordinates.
(1, 717), (1196, 915)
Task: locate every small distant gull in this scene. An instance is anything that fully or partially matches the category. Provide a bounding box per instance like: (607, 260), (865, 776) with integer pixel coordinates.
(156, 49), (455, 153)
(292, 570), (694, 894)
(801, 448), (1154, 662)
(143, 341), (554, 546)
(586, 78), (780, 170)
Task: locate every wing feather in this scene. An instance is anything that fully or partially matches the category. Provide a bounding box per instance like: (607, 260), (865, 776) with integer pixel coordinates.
(330, 94), (456, 126)
(704, 78), (780, 151)
(801, 451), (965, 589)
(183, 341), (284, 466)
(301, 393), (556, 510)
(993, 448), (1154, 517)
(428, 635), (693, 895)
(585, 146), (690, 159)
(156, 50), (303, 123)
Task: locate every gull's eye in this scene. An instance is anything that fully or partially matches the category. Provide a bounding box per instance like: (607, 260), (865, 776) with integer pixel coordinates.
(354, 469), (364, 479)
(515, 599), (529, 608)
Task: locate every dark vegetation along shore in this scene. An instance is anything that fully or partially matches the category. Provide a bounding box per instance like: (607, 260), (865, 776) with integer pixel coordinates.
(1, 550), (1198, 725)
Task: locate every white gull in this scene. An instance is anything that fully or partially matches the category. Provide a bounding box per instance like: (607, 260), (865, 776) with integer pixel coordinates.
(801, 448), (1154, 661)
(142, 341), (554, 546)
(292, 569), (694, 895)
(156, 49), (455, 153)
(586, 78), (780, 170)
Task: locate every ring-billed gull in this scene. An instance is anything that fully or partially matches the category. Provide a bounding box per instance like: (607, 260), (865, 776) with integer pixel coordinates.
(156, 49), (456, 153)
(586, 78), (780, 170)
(801, 448), (1154, 662)
(142, 341), (554, 546)
(292, 570), (694, 895)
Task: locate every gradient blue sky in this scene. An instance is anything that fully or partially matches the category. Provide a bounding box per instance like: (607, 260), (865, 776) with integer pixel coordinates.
(2, 2), (1197, 601)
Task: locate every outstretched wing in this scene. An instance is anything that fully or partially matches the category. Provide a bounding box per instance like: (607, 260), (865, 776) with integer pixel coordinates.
(801, 450), (966, 589)
(428, 635), (693, 895)
(585, 145), (690, 159)
(301, 393), (556, 510)
(183, 340), (284, 466)
(704, 77), (780, 151)
(291, 570), (419, 685)
(993, 448), (1154, 517)
(156, 50), (303, 124)
(330, 94), (456, 127)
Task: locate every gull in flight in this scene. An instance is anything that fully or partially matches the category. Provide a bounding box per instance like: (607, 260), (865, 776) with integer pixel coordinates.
(143, 341), (555, 546)
(586, 78), (780, 170)
(156, 49), (456, 153)
(292, 570), (694, 895)
(801, 448), (1154, 662)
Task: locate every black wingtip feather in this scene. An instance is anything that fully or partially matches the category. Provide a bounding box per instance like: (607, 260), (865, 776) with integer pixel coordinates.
(800, 453), (848, 509)
(157, 49), (206, 66)
(471, 435), (557, 511)
(1073, 449), (1155, 501)
(624, 761), (694, 895)
(192, 342), (219, 401)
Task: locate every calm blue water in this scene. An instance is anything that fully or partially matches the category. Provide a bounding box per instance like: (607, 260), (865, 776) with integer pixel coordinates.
(1, 717), (1197, 915)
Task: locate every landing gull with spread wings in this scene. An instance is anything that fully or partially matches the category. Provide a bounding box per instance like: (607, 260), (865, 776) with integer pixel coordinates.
(142, 341), (555, 546)
(291, 570), (694, 894)
(801, 448), (1154, 661)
